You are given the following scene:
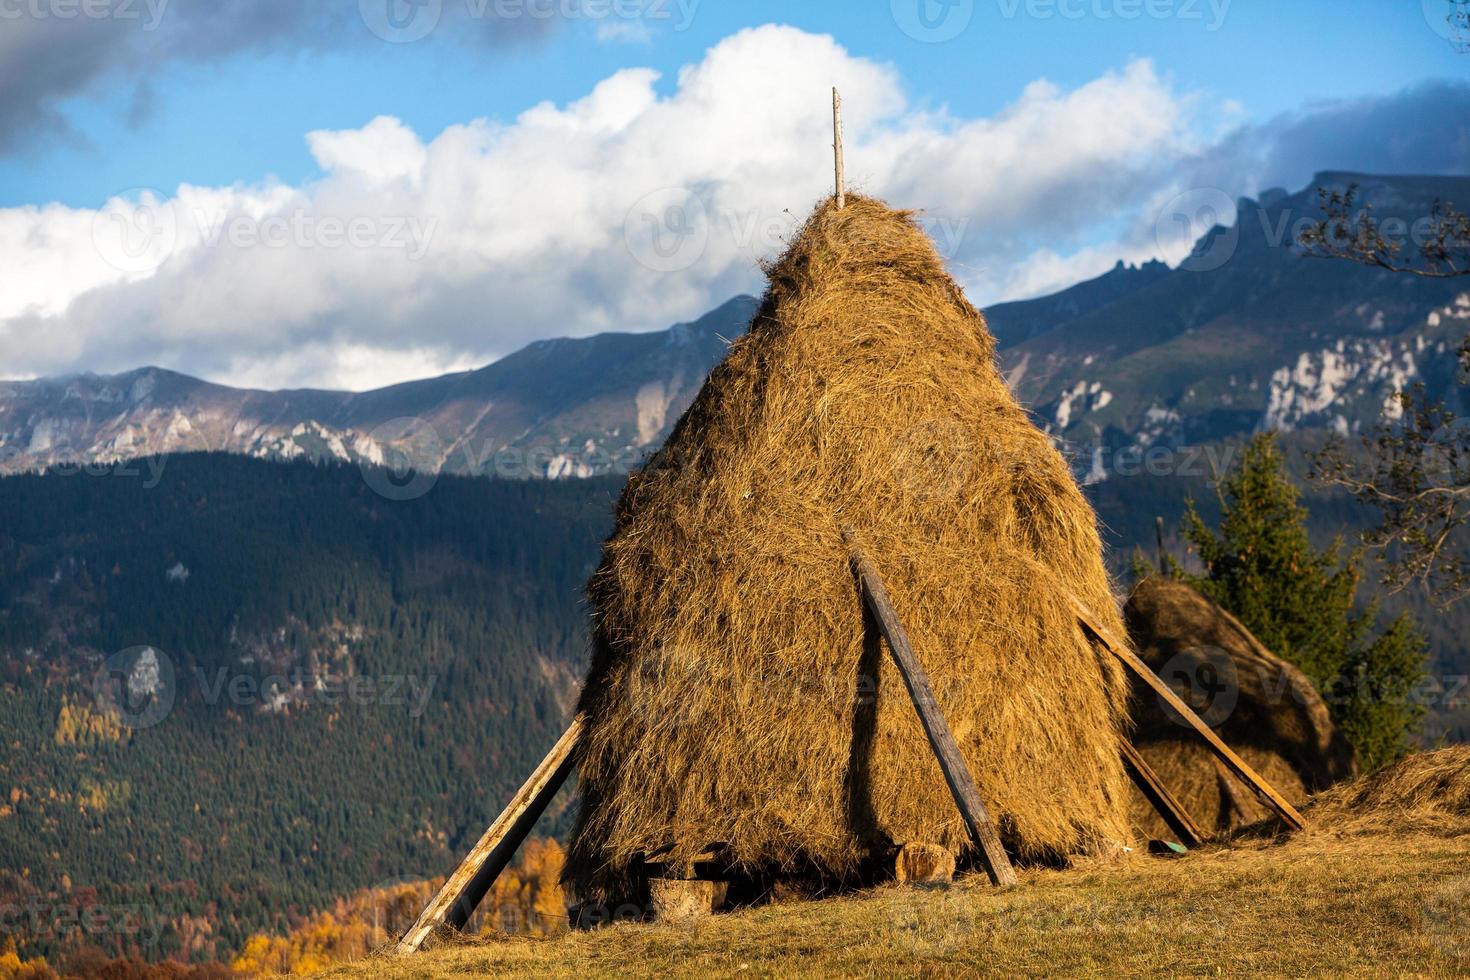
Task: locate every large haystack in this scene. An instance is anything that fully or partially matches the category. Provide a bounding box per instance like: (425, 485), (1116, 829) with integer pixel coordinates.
(1124, 577), (1356, 837)
(565, 195), (1134, 902)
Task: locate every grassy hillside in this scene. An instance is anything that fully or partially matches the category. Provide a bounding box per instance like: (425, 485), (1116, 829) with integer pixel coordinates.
(321, 821), (1470, 978)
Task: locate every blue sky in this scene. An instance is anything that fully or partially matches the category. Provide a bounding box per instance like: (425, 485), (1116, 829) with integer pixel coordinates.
(2, 1), (1468, 389)
(6, 0), (1463, 209)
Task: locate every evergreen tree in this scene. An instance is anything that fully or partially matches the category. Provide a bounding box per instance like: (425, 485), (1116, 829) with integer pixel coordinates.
(1179, 433), (1428, 771)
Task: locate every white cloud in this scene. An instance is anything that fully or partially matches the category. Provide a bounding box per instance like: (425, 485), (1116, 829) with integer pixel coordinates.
(2, 25), (1210, 390)
(595, 19), (654, 44)
(306, 116), (429, 188)
(996, 241), (1169, 304)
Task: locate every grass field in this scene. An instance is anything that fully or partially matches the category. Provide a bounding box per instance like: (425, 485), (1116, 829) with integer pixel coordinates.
(318, 821), (1470, 978)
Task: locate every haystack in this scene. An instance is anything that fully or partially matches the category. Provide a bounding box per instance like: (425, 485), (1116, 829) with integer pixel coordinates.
(565, 195), (1135, 902)
(1307, 745), (1470, 835)
(1123, 577), (1356, 837)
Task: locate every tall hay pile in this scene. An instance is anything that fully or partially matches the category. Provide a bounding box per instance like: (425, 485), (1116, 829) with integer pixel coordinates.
(1124, 577), (1356, 837)
(565, 195), (1133, 902)
(1305, 746), (1470, 835)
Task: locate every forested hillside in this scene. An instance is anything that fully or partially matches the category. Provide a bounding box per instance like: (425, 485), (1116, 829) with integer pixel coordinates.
(0, 455), (617, 967)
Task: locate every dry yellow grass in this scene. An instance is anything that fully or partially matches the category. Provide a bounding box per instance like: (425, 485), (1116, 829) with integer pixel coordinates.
(318, 823), (1470, 979)
(571, 194), (1133, 901)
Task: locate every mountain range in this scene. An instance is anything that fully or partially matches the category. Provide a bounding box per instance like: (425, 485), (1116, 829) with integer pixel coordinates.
(3, 172), (1468, 483)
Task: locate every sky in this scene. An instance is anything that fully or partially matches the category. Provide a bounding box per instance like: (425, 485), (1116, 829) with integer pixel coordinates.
(2, 0), (1469, 390)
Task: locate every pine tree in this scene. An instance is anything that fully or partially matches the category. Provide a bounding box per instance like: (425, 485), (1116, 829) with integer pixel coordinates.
(1180, 433), (1428, 771)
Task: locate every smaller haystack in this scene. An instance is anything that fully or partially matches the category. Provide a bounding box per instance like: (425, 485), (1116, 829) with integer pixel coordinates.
(1124, 577), (1356, 837)
(1307, 746), (1470, 835)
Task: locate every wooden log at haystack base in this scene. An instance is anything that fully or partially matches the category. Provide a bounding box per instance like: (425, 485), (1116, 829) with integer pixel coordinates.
(564, 192), (1138, 907)
(894, 842), (957, 884)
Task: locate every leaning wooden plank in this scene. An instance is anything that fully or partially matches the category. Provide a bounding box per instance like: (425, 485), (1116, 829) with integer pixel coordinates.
(844, 530), (1018, 887)
(1119, 739), (1206, 848)
(1070, 603), (1307, 832)
(397, 714), (584, 954)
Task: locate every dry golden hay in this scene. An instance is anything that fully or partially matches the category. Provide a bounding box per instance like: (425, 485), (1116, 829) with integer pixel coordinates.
(1123, 577), (1356, 838)
(1305, 745), (1470, 835)
(564, 194), (1134, 902)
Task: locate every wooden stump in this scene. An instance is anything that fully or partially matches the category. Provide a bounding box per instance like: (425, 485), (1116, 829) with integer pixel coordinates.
(649, 879), (724, 922)
(894, 842), (956, 884)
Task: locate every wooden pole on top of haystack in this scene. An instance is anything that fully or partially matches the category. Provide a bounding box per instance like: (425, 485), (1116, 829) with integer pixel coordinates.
(833, 87), (846, 209)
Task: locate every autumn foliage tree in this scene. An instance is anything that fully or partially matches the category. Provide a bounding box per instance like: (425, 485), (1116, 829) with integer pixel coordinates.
(229, 836), (567, 975)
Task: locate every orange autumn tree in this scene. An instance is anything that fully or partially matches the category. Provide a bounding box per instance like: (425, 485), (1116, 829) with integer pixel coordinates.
(231, 837), (566, 975)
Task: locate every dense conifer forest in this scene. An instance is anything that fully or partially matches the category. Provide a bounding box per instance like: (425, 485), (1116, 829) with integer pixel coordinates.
(0, 454), (618, 965)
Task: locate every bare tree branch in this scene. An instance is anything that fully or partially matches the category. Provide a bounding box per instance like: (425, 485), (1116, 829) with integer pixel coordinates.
(1297, 184), (1470, 279)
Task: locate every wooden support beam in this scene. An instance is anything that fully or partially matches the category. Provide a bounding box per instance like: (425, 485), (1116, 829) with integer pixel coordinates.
(397, 714), (584, 954)
(1120, 740), (1206, 848)
(843, 530), (1017, 887)
(1069, 603), (1307, 832)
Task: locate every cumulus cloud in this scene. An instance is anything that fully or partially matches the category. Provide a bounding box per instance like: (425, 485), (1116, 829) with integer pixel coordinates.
(2, 27), (1204, 386)
(2, 25), (1467, 390)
